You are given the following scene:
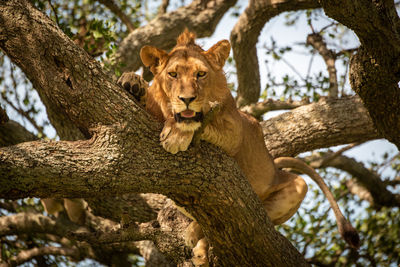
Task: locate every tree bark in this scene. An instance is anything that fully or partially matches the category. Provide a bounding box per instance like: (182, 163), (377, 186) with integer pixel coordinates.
(261, 96), (380, 158)
(318, 0), (400, 148)
(114, 0), (237, 73)
(230, 0), (320, 106)
(0, 1), (309, 265)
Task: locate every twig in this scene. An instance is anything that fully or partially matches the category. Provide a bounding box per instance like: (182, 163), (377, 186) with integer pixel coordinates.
(192, 101), (221, 147)
(319, 142), (360, 167)
(47, 0), (60, 27)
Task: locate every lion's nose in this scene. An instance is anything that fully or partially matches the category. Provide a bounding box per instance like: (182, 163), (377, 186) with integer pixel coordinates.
(179, 96), (196, 106)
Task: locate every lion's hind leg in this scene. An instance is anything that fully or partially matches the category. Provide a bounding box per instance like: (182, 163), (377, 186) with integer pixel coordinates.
(262, 170), (308, 225)
(117, 72), (148, 106)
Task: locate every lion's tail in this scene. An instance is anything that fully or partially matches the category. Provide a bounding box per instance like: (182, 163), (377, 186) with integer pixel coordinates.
(274, 157), (360, 249)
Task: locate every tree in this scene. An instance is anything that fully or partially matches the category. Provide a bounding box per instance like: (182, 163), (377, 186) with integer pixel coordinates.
(0, 0), (399, 266)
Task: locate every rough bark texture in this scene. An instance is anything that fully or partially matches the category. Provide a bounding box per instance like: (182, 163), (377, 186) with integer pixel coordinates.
(262, 96), (380, 158)
(230, 0), (321, 106)
(0, 1), (309, 265)
(114, 0), (237, 73)
(318, 0), (400, 148)
(0, 0), (394, 265)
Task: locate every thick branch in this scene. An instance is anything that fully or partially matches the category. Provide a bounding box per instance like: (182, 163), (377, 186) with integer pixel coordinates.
(115, 0), (237, 72)
(230, 0), (320, 106)
(0, 0), (145, 137)
(319, 0), (400, 148)
(262, 96), (380, 157)
(0, 126), (307, 265)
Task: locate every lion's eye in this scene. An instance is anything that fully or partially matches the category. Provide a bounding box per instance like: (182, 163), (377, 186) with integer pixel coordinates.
(197, 71), (207, 78)
(168, 72), (177, 78)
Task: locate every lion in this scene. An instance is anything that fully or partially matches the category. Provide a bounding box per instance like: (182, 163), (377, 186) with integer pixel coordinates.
(118, 30), (359, 266)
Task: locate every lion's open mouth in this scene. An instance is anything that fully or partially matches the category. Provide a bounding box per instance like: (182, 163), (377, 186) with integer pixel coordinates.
(174, 110), (203, 123)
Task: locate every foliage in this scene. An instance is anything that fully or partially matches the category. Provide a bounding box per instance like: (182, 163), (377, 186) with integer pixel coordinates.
(0, 1), (399, 266)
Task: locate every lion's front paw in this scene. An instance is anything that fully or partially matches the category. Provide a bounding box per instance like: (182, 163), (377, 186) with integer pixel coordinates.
(160, 119), (194, 154)
(117, 72), (148, 105)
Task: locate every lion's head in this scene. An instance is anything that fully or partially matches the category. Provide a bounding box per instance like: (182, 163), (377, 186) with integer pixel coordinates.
(140, 30), (231, 131)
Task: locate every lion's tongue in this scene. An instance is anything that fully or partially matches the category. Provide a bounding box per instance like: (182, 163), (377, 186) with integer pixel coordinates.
(180, 110), (195, 118)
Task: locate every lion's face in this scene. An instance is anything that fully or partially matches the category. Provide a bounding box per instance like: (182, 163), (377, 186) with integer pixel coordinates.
(159, 51), (214, 131)
(140, 31), (231, 131)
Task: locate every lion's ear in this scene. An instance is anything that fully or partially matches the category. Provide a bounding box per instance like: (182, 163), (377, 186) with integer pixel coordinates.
(140, 46), (168, 74)
(204, 40), (231, 69)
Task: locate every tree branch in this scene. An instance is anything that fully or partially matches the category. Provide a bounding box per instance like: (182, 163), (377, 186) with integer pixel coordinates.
(0, 106), (8, 124)
(318, 0), (400, 148)
(306, 152), (400, 208)
(7, 246), (80, 267)
(158, 0), (170, 15)
(306, 33), (338, 97)
(114, 0), (237, 73)
(0, 213), (87, 237)
(97, 0), (136, 32)
(240, 97), (310, 119)
(0, 120), (38, 147)
(0, 0), (144, 138)
(262, 96), (380, 158)
(230, 0), (321, 106)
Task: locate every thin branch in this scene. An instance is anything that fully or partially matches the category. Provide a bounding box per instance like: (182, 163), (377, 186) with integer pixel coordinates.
(47, 0), (60, 27)
(1, 96), (45, 137)
(318, 143), (360, 166)
(384, 176), (400, 187)
(240, 98), (310, 119)
(230, 0), (321, 106)
(69, 221), (161, 244)
(306, 152), (400, 208)
(158, 0), (170, 15)
(306, 33), (338, 97)
(8, 246), (80, 267)
(114, 0), (237, 73)
(97, 0), (136, 32)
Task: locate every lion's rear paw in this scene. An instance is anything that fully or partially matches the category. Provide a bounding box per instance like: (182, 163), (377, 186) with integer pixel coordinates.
(117, 72), (148, 105)
(192, 238), (209, 267)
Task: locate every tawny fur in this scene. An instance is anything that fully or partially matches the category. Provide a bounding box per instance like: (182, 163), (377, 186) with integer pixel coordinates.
(131, 30), (359, 265)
